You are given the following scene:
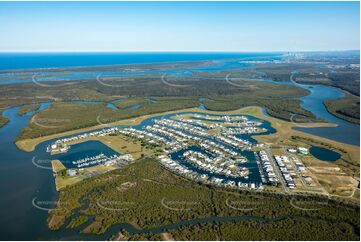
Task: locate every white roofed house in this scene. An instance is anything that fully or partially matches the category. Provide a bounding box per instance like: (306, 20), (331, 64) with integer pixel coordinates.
(66, 169), (77, 176)
(298, 147), (309, 155)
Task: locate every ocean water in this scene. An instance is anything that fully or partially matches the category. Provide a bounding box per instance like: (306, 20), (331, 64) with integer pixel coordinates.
(0, 52), (282, 71)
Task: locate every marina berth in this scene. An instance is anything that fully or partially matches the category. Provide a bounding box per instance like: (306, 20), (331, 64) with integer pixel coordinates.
(70, 153), (134, 169)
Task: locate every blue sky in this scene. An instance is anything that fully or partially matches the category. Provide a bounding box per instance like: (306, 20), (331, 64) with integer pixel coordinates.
(0, 1), (359, 52)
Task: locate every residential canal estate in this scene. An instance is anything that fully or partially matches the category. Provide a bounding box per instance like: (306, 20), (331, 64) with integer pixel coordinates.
(46, 110), (335, 194)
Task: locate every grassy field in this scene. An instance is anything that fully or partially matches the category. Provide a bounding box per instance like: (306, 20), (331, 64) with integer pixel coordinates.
(324, 93), (360, 124)
(51, 160), (66, 173)
(48, 158), (359, 240)
(97, 136), (146, 159)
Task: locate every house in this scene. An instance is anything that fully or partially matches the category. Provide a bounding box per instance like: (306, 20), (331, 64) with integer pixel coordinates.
(298, 147), (309, 155)
(288, 148), (297, 153)
(66, 169), (77, 176)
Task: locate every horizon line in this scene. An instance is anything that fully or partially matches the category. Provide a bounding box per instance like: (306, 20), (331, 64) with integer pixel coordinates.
(0, 49), (359, 53)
